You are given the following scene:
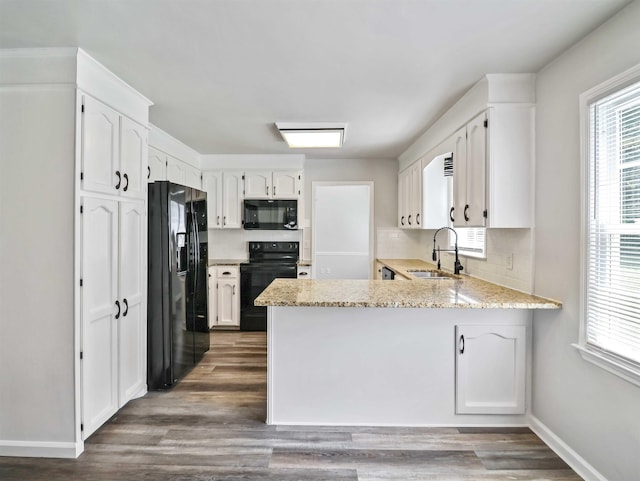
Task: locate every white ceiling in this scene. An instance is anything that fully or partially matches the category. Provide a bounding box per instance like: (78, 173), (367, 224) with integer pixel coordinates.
(0, 0), (630, 159)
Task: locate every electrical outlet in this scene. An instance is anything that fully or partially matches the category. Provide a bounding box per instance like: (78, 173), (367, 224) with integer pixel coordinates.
(506, 253), (513, 270)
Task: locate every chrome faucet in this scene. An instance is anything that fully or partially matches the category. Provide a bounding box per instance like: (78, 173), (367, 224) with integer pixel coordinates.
(432, 227), (464, 275)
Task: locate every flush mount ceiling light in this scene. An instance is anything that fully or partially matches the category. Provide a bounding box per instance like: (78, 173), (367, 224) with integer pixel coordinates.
(275, 122), (346, 148)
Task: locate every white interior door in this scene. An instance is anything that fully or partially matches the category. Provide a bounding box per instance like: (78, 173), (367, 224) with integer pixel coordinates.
(117, 200), (146, 407)
(81, 197), (119, 438)
(312, 183), (373, 279)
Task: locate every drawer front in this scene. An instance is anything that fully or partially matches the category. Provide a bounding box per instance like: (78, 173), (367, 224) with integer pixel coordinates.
(215, 266), (239, 279)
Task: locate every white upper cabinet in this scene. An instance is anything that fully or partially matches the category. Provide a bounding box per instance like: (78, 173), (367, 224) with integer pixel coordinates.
(398, 167), (411, 228)
(185, 164), (202, 190)
(202, 170), (243, 229)
(397, 160), (421, 229)
(222, 171), (243, 229)
(149, 148), (201, 190)
(148, 147), (167, 182)
(244, 171), (271, 198)
(167, 155), (187, 185)
(81, 96), (119, 195)
(202, 171), (223, 229)
(119, 116), (148, 199)
(244, 170), (301, 199)
(272, 171), (301, 199)
(451, 112), (486, 227)
(81, 95), (147, 200)
(450, 107), (533, 228)
(405, 74), (535, 229)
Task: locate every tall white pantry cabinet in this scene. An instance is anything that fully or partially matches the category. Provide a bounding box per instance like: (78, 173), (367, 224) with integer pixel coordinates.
(0, 49), (152, 458)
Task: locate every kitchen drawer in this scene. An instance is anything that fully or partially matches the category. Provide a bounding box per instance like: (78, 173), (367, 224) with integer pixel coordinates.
(297, 266), (311, 279)
(215, 266), (239, 279)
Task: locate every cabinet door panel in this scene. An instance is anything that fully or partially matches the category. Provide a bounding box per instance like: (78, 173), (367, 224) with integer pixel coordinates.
(118, 201), (146, 406)
(81, 197), (119, 438)
(272, 171), (299, 198)
(451, 127), (467, 227)
(167, 156), (187, 185)
(203, 171), (223, 228)
(120, 117), (147, 199)
(148, 148), (167, 182)
(456, 324), (526, 414)
(222, 171), (243, 228)
(409, 161), (422, 228)
(81, 96), (119, 195)
(217, 279), (239, 326)
(208, 267), (217, 327)
(398, 169), (411, 228)
(185, 164), (201, 190)
(465, 112), (487, 226)
(244, 171), (271, 198)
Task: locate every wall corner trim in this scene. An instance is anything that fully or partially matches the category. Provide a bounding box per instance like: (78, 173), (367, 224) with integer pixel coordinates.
(0, 439), (83, 459)
(529, 416), (609, 481)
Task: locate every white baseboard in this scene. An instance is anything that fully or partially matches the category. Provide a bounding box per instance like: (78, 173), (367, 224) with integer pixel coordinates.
(529, 416), (608, 481)
(0, 440), (82, 458)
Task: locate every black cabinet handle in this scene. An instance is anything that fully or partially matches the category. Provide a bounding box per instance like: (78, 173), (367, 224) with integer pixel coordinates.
(147, 166), (151, 179)
(273, 186), (277, 196)
(459, 335), (465, 354)
(123, 173), (129, 192)
(450, 207), (455, 222)
(222, 271), (231, 275)
(408, 215), (412, 226)
(123, 298), (128, 317)
(400, 216), (405, 226)
(266, 186), (269, 196)
(416, 213), (420, 225)
(299, 271), (308, 276)
(115, 300), (121, 319)
(223, 216), (226, 226)
(217, 215), (220, 226)
(464, 204), (470, 222)
(232, 285), (236, 295)
(115, 171), (121, 190)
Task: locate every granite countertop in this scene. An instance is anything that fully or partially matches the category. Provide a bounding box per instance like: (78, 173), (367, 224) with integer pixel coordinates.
(208, 259), (247, 266)
(255, 258), (561, 309)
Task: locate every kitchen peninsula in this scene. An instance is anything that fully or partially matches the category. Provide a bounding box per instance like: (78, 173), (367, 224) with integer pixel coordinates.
(255, 260), (560, 427)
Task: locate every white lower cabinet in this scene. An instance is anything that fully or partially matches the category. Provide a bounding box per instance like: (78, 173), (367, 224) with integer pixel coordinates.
(455, 324), (526, 415)
(81, 197), (146, 438)
(208, 266), (240, 327)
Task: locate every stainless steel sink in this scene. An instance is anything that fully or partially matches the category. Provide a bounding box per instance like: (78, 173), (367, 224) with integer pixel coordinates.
(407, 269), (455, 280)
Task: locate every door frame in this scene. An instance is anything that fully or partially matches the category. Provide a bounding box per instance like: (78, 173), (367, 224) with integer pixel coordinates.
(311, 181), (375, 280)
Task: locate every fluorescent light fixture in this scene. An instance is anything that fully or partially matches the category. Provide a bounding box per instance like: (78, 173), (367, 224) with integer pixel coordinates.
(276, 122), (346, 148)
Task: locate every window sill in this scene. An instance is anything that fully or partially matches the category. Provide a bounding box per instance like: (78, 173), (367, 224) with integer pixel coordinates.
(572, 343), (640, 388)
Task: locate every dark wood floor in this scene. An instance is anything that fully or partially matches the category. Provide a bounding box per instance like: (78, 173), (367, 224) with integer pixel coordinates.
(0, 332), (582, 480)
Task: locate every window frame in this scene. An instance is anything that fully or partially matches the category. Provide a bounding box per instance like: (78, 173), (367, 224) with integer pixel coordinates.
(577, 62), (640, 388)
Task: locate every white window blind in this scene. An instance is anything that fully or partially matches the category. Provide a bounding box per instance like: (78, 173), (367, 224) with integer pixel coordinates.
(586, 79), (640, 367)
(454, 227), (486, 257)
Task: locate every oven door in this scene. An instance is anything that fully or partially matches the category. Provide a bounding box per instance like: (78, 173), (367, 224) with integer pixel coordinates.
(240, 263), (297, 331)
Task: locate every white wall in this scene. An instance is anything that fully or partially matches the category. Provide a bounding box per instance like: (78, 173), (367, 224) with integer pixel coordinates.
(533, 2), (640, 480)
(0, 87), (77, 446)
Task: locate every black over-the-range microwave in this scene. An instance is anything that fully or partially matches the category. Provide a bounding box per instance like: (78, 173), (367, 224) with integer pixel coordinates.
(243, 199), (298, 230)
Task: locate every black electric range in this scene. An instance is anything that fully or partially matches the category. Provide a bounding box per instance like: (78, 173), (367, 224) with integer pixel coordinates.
(239, 241), (299, 331)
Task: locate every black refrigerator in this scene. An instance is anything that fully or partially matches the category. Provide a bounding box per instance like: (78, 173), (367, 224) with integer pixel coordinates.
(147, 181), (210, 390)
